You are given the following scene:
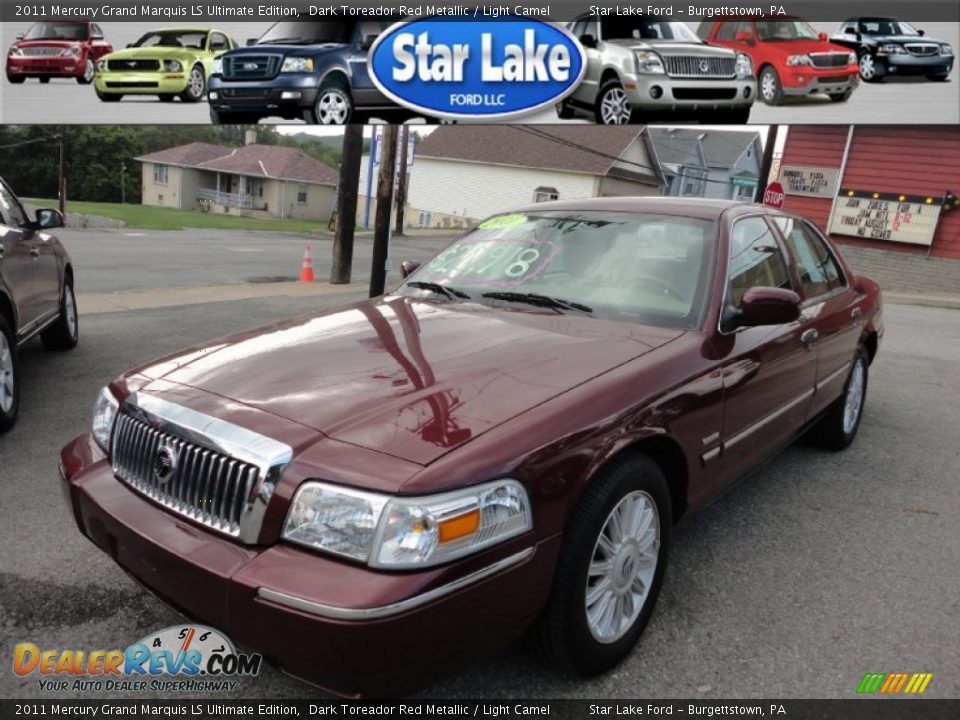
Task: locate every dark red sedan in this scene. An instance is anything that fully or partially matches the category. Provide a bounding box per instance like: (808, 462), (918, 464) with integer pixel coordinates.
(60, 198), (882, 696)
(6, 21), (112, 85)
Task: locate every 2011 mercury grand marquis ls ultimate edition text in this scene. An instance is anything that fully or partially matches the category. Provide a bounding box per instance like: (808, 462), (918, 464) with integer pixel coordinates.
(61, 198), (883, 696)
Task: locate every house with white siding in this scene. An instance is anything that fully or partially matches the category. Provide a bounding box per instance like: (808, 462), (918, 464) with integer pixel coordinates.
(357, 126), (662, 229)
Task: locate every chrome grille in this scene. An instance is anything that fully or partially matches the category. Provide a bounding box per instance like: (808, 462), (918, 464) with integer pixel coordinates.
(108, 58), (160, 71)
(663, 56), (736, 78)
(223, 54), (282, 80)
(810, 53), (852, 68)
(21, 47), (65, 57)
(904, 43), (939, 57)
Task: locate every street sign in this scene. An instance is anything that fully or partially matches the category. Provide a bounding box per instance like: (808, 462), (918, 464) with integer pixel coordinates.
(763, 181), (785, 209)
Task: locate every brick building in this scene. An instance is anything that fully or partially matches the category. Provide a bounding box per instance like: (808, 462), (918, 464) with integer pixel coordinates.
(777, 126), (960, 293)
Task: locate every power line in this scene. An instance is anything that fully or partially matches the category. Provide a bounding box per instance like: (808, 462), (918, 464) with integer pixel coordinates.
(0, 134), (61, 151)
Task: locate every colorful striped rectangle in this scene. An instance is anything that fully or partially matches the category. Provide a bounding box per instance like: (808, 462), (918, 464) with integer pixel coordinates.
(857, 672), (933, 694)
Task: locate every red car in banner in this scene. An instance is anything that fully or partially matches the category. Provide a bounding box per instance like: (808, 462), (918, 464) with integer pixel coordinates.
(699, 17), (859, 105)
(61, 198), (882, 696)
(6, 21), (112, 85)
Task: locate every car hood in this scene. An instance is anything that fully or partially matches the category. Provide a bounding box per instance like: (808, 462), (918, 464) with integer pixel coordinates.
(607, 39), (735, 57)
(865, 34), (947, 45)
(133, 297), (683, 465)
(230, 43), (345, 56)
(14, 39), (81, 49)
(104, 46), (197, 61)
(761, 39), (850, 55)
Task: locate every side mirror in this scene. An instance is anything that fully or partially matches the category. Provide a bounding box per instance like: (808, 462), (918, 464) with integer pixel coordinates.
(818, 32), (829, 42)
(400, 261), (421, 279)
(918, 29), (926, 37)
(16, 33), (24, 40)
(735, 287), (801, 328)
(735, 31), (755, 46)
(246, 38), (258, 47)
(126, 43), (135, 48)
(36, 208), (64, 230)
(843, 27), (857, 35)
(92, 32), (103, 40)
(579, 33), (597, 49)
(360, 34), (378, 51)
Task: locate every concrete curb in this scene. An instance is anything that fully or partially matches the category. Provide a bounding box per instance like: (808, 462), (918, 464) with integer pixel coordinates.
(884, 293), (960, 311)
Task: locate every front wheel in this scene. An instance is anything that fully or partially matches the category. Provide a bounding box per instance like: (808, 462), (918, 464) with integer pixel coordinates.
(927, 73), (950, 82)
(307, 81), (354, 125)
(41, 279), (79, 351)
(556, 99), (575, 119)
(6, 74), (26, 84)
(39, 77), (51, 84)
(829, 88), (853, 103)
(810, 347), (869, 450)
(535, 453), (671, 676)
(0, 315), (19, 433)
(759, 66), (784, 105)
(180, 64), (206, 103)
(859, 53), (884, 83)
(77, 58), (94, 84)
(595, 79), (636, 124)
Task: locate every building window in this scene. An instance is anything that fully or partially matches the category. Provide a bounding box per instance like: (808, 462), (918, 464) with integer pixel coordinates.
(533, 186), (559, 203)
(153, 165), (168, 185)
(418, 211), (433, 227)
(297, 184), (308, 204)
(157, 194), (164, 205)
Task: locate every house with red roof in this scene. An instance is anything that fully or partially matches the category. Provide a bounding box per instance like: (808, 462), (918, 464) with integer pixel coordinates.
(135, 133), (339, 222)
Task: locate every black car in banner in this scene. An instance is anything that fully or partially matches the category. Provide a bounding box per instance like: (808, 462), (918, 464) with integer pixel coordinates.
(830, 17), (954, 82)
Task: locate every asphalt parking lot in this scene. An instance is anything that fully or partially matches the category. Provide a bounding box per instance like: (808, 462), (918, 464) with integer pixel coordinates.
(1, 227), (957, 699)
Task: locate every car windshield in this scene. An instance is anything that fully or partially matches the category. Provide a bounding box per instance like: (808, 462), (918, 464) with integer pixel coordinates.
(134, 31), (207, 49)
(601, 20), (700, 43)
(257, 21), (356, 45)
(755, 20), (820, 41)
(23, 23), (88, 41)
(398, 210), (717, 329)
(858, 19), (920, 36)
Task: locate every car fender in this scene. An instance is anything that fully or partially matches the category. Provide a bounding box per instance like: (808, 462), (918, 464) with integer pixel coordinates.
(317, 64), (352, 88)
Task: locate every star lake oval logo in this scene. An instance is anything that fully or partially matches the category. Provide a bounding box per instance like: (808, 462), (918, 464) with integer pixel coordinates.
(368, 18), (586, 119)
(154, 445), (178, 484)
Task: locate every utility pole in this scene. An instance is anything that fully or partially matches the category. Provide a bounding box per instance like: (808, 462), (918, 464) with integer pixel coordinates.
(754, 124), (779, 202)
(331, 124), (363, 284)
(394, 126), (409, 236)
(58, 129), (65, 217)
(121, 161), (126, 204)
(369, 124), (398, 298)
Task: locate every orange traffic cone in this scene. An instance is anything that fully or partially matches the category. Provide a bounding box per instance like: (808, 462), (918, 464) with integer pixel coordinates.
(299, 244), (315, 283)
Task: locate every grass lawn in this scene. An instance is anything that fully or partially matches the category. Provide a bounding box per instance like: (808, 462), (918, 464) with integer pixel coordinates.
(24, 199), (346, 234)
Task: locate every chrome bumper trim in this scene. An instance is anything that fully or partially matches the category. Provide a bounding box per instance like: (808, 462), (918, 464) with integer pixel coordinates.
(257, 547), (535, 620)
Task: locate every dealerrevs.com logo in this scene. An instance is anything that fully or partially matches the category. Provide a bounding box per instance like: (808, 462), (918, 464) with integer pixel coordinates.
(13, 625), (261, 693)
(368, 19), (586, 119)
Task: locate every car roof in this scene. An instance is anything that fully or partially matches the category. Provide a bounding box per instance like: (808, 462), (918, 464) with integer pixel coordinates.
(509, 196), (756, 220)
(145, 27), (215, 33)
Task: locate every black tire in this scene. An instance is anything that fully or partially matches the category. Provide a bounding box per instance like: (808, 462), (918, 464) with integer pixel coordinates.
(209, 108), (260, 124)
(595, 79), (636, 124)
(158, 94), (176, 102)
(77, 58), (95, 84)
(306, 78), (354, 125)
(95, 86), (121, 102)
(809, 347), (869, 451)
(39, 77), (51, 84)
(758, 66), (784, 105)
(829, 89), (853, 103)
(179, 64), (206, 103)
(711, 106), (752, 124)
(535, 452), (671, 676)
(7, 74), (26, 84)
(858, 52), (884, 83)
(40, 279), (79, 352)
(0, 315), (19, 434)
(556, 100), (575, 119)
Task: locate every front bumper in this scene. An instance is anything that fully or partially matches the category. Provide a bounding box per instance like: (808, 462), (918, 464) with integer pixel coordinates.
(6, 55), (84, 77)
(624, 74), (755, 110)
(208, 73), (319, 119)
(60, 434), (557, 697)
(94, 72), (190, 95)
(781, 66), (859, 95)
(882, 53), (953, 76)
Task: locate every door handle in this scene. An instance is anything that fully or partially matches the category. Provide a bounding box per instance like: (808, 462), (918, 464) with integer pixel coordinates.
(851, 307), (862, 320)
(801, 329), (819, 346)
(0, 243), (4, 259)
(30, 247), (41, 258)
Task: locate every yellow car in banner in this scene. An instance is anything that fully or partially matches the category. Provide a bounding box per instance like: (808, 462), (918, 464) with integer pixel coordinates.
(94, 27), (236, 103)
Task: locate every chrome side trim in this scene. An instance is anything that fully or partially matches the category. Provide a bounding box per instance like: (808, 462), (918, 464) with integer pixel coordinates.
(121, 393), (292, 543)
(816, 362), (852, 393)
(257, 547), (535, 621)
(724, 389), (814, 450)
(700, 446), (721, 467)
(16, 307), (60, 347)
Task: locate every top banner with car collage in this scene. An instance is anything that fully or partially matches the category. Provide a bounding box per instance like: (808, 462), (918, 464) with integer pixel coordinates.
(2, 0), (957, 124)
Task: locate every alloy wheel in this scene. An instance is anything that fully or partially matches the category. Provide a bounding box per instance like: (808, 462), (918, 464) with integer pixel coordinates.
(584, 490), (660, 644)
(83, 59), (95, 83)
(859, 55), (876, 81)
(761, 72), (778, 102)
(0, 333), (14, 413)
(188, 67), (205, 98)
(317, 90), (349, 124)
(600, 88), (631, 124)
(843, 359), (866, 434)
(65, 289), (77, 339)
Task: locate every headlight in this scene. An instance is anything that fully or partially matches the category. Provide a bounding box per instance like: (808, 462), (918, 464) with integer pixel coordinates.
(879, 44), (905, 55)
(62, 45), (80, 57)
(212, 57), (223, 74)
(163, 59), (182, 72)
(91, 387), (119, 452)
(283, 479), (532, 568)
(941, 45), (954, 56)
(634, 50), (664, 74)
(9, 46), (23, 57)
(735, 52), (753, 78)
(96, 59), (106, 72)
(280, 57), (314, 73)
(786, 54), (812, 67)
(848, 52), (857, 65)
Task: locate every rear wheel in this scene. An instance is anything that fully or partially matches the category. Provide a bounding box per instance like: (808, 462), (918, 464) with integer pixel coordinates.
(180, 64), (206, 103)
(39, 77), (51, 84)
(77, 58), (94, 84)
(40, 279), (79, 352)
(0, 316), (19, 433)
(759, 66), (784, 105)
(158, 94), (176, 102)
(535, 453), (670, 676)
(810, 347), (869, 450)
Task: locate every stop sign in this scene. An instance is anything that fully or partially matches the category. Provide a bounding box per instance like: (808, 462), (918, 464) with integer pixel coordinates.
(763, 181), (785, 209)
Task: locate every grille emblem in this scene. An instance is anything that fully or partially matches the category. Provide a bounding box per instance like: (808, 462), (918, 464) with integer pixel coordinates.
(243, 62), (258, 70)
(154, 444), (178, 484)
(699, 60), (710, 73)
